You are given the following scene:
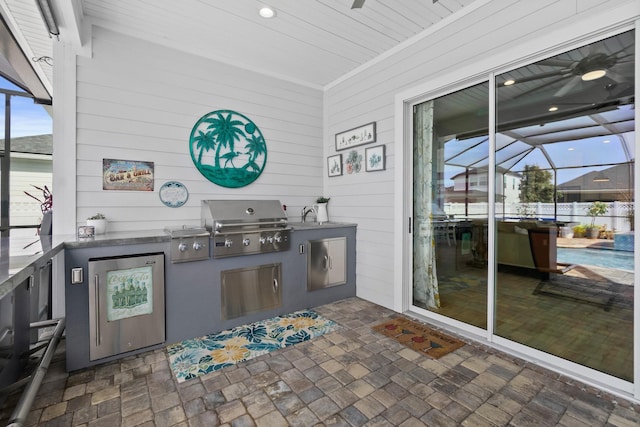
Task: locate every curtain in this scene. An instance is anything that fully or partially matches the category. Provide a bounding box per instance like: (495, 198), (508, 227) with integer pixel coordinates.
(413, 101), (440, 309)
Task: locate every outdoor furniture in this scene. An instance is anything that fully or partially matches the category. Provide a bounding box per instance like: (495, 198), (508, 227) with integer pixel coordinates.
(527, 228), (576, 280)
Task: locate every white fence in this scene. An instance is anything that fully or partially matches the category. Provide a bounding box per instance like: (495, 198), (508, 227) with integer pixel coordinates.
(445, 201), (634, 232)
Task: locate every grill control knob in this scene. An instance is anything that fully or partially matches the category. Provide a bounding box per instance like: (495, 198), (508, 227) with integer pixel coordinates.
(224, 239), (233, 248)
(242, 238), (250, 246)
(259, 237), (266, 245)
(274, 234), (282, 243)
(193, 242), (204, 251)
(178, 242), (188, 252)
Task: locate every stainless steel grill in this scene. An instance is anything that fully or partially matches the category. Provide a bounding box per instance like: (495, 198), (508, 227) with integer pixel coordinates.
(201, 200), (291, 258)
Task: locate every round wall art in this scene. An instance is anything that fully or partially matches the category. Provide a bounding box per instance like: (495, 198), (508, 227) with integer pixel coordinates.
(189, 110), (267, 188)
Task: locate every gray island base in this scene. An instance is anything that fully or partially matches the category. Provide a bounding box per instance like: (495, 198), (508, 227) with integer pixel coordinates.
(64, 224), (356, 371)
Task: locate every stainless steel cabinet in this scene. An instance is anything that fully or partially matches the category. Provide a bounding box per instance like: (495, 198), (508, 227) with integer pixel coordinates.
(307, 237), (346, 291)
(221, 263), (282, 320)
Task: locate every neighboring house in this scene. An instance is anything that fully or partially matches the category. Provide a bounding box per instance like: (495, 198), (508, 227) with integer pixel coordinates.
(1, 134), (53, 229)
(556, 163), (633, 203)
(446, 168), (521, 204)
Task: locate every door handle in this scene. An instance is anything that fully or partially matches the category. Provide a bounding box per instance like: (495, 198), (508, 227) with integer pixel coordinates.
(94, 275), (100, 347)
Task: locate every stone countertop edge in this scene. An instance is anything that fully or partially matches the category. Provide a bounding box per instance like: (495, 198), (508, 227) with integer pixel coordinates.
(289, 222), (357, 231)
(0, 224), (357, 298)
(0, 230), (170, 299)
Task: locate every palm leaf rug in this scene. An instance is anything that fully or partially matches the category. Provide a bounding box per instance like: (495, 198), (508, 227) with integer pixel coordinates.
(167, 309), (338, 382)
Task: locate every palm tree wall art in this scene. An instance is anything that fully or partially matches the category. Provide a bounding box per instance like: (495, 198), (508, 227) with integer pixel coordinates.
(189, 110), (268, 188)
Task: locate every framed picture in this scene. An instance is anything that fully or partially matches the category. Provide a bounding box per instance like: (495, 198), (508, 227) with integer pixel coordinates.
(327, 154), (342, 177)
(103, 159), (154, 191)
(365, 145), (385, 172)
(335, 122), (376, 151)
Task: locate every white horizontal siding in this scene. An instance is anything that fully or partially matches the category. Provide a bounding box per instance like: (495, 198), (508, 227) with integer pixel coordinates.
(10, 157), (52, 227)
(75, 26), (323, 231)
(324, 0), (637, 310)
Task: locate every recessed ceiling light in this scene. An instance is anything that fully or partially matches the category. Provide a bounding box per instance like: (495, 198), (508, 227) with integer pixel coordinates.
(581, 69), (606, 81)
(259, 6), (276, 18)
(603, 140), (610, 144)
(548, 106), (558, 112)
(568, 147), (575, 151)
(503, 79), (515, 86)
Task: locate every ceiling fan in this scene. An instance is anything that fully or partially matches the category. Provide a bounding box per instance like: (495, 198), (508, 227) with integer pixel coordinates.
(352, 0), (438, 9)
(504, 44), (634, 98)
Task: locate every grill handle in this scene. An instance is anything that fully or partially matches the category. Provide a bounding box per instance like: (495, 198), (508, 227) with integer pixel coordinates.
(214, 226), (292, 236)
(215, 220), (287, 230)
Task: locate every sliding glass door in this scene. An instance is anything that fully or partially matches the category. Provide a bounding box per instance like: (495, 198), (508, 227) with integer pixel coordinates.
(413, 82), (489, 329)
(412, 29), (635, 381)
(494, 30), (634, 381)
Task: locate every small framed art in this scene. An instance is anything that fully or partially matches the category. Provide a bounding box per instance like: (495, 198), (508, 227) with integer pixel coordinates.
(328, 154), (342, 177)
(335, 122), (376, 151)
(365, 145), (385, 172)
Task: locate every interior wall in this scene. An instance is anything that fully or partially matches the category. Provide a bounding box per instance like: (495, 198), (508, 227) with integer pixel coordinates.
(74, 26), (324, 232)
(324, 0), (639, 309)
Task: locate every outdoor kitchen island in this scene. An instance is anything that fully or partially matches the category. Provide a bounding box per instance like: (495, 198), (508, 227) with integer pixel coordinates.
(63, 221), (356, 371)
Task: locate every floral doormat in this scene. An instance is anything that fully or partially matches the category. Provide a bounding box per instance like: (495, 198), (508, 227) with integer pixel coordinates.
(167, 309), (338, 382)
(372, 317), (465, 359)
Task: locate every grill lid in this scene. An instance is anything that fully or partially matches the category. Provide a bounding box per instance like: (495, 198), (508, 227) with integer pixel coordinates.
(164, 225), (210, 238)
(201, 200), (288, 233)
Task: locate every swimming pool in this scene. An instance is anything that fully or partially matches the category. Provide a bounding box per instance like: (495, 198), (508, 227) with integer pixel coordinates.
(557, 247), (634, 271)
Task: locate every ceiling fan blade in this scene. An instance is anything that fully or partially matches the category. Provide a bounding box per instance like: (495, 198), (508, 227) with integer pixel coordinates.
(352, 0), (365, 9)
(606, 70), (627, 84)
(513, 76), (567, 99)
(500, 69), (571, 86)
(537, 58), (575, 68)
(554, 76), (581, 97)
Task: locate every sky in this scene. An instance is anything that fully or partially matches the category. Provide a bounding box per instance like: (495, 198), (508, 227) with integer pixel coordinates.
(0, 77), (52, 138)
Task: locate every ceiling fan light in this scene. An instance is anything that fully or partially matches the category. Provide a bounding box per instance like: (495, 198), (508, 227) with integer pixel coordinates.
(581, 69), (606, 81)
(259, 6), (276, 18)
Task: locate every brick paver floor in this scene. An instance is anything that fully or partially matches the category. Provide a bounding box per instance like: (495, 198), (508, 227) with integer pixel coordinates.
(2, 297), (640, 426)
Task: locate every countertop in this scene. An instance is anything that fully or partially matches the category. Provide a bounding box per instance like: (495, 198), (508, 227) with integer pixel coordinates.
(0, 222), (356, 300)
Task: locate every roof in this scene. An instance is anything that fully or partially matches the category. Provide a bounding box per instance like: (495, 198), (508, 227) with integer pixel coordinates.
(557, 163), (633, 193)
(0, 133), (52, 155)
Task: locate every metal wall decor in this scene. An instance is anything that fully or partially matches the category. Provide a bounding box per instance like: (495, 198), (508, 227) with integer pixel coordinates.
(189, 110), (267, 188)
(159, 181), (189, 208)
(103, 159), (154, 191)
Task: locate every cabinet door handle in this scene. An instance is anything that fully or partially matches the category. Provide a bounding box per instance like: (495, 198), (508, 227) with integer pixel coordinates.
(323, 255), (329, 270)
(273, 277), (279, 293)
(94, 275), (100, 347)
(328, 256), (332, 270)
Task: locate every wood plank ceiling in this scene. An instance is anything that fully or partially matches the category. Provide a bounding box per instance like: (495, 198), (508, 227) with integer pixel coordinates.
(1, 0), (475, 96)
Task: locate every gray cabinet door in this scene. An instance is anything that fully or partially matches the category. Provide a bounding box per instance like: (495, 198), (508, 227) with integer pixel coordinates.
(307, 237), (346, 291)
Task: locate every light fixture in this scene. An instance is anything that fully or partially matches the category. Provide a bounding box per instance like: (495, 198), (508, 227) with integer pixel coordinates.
(35, 0), (59, 37)
(593, 172), (610, 182)
(548, 105), (558, 112)
(503, 79), (515, 86)
(259, 6), (276, 18)
(581, 69), (607, 81)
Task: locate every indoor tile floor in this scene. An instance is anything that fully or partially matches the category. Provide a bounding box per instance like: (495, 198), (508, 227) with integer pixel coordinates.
(2, 297), (640, 427)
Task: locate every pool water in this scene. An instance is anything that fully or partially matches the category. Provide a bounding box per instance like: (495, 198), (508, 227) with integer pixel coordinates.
(557, 247), (634, 271)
